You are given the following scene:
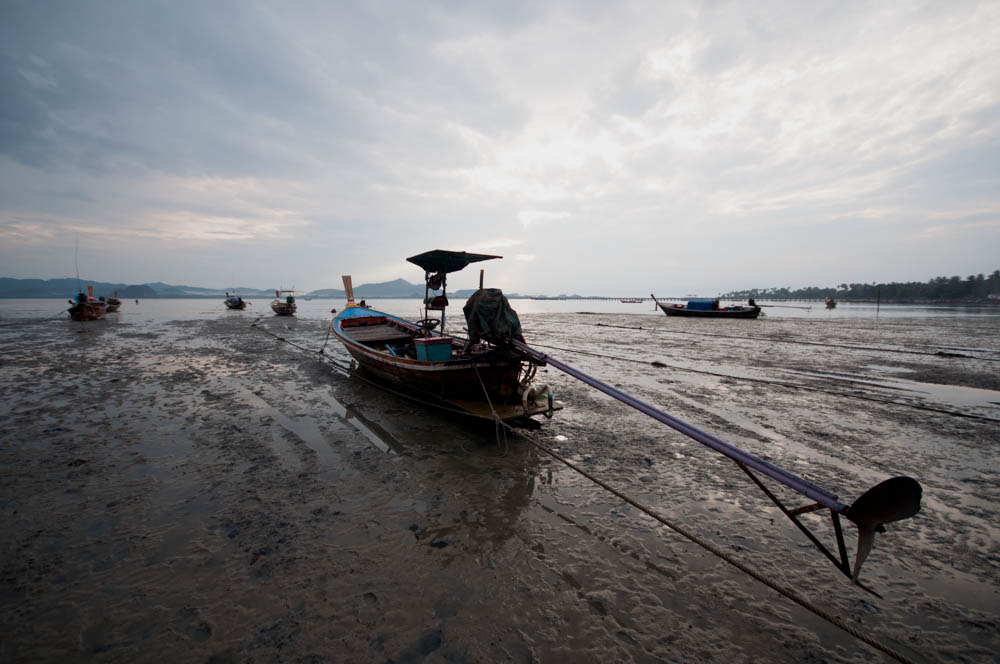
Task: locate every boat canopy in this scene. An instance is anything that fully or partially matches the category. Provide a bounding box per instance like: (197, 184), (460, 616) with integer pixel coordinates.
(687, 298), (719, 310)
(406, 250), (501, 275)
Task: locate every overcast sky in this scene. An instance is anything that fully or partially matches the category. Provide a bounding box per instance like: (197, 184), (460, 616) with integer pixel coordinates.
(2, 1), (998, 295)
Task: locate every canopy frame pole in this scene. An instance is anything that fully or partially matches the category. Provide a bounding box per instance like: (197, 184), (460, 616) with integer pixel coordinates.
(422, 271), (429, 324)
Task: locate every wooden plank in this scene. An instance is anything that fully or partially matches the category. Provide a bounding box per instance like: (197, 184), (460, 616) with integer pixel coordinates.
(344, 324), (414, 343)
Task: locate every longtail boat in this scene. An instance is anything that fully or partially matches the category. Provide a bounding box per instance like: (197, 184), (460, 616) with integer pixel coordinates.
(270, 289), (296, 315)
(331, 250), (560, 422)
(67, 285), (108, 321)
(105, 290), (122, 312)
(327, 256), (920, 590)
(652, 295), (761, 319)
(224, 292), (247, 310)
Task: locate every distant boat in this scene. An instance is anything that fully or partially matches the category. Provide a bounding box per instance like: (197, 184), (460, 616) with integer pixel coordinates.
(105, 291), (122, 312)
(825, 296), (837, 309)
(620, 298), (644, 303)
(224, 292), (247, 310)
(270, 289), (297, 315)
(332, 249), (561, 422)
(651, 295), (761, 319)
(67, 285), (108, 321)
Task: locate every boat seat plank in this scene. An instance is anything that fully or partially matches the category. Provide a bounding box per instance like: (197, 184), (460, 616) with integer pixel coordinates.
(344, 324), (414, 343)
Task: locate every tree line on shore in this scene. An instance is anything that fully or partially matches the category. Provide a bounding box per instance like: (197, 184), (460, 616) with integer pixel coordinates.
(725, 269), (1000, 301)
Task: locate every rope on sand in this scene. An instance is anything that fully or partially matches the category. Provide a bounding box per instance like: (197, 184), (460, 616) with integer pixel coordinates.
(509, 429), (919, 664)
(250, 319), (921, 664)
(464, 364), (921, 664)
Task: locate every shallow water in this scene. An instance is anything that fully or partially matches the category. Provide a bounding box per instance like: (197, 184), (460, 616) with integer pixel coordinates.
(4, 296), (1000, 322)
(0, 300), (998, 662)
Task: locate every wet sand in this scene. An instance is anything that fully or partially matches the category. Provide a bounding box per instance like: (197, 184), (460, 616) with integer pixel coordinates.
(1, 308), (998, 662)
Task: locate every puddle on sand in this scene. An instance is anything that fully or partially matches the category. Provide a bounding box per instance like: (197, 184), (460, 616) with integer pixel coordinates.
(802, 367), (1000, 415)
(309, 387), (402, 454)
(215, 378), (342, 469)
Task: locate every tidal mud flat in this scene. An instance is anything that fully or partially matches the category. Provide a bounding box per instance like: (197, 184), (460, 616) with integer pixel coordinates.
(0, 307), (998, 662)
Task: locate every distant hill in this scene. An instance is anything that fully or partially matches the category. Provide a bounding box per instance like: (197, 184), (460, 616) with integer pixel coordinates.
(0, 277), (137, 299)
(307, 278), (424, 299)
(0, 278), (274, 299)
(0, 276), (528, 299)
(142, 282), (277, 298)
(1, 277), (434, 299)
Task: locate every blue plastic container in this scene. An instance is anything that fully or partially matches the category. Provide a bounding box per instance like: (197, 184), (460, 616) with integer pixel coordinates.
(414, 336), (453, 361)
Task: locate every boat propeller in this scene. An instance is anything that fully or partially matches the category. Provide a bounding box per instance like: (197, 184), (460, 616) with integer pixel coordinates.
(521, 383), (550, 408)
(844, 476), (922, 581)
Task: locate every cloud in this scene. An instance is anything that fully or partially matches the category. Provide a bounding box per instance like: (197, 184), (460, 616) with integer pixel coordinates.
(464, 238), (524, 252)
(916, 216), (1000, 240)
(0, 1), (997, 293)
(518, 211), (571, 227)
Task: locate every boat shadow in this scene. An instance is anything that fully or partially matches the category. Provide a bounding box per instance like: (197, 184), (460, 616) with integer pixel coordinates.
(342, 366), (543, 551)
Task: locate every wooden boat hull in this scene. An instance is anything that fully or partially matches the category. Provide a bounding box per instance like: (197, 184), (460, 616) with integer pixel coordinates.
(67, 302), (108, 321)
(271, 302), (296, 315)
(105, 298), (121, 312)
(659, 304), (761, 319)
(333, 305), (557, 421)
(225, 299), (247, 310)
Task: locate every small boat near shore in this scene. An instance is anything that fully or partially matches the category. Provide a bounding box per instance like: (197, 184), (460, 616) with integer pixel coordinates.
(225, 292), (248, 310)
(270, 289), (296, 315)
(67, 286), (108, 321)
(652, 295), (761, 319)
(825, 296), (837, 309)
(105, 291), (122, 312)
(332, 250), (560, 422)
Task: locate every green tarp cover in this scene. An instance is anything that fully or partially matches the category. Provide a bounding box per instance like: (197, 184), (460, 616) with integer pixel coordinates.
(463, 289), (524, 345)
(406, 250), (501, 274)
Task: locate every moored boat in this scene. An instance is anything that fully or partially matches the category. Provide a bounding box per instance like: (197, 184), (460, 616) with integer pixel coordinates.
(332, 250), (561, 422)
(224, 292), (247, 310)
(825, 296), (837, 309)
(270, 289), (296, 315)
(105, 290), (122, 312)
(67, 286), (108, 321)
(651, 295), (761, 319)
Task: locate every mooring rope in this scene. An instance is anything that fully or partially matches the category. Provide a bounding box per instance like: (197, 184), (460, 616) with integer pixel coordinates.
(249, 319), (921, 664)
(528, 341), (1000, 424)
(507, 427), (919, 664)
(471, 361), (509, 455)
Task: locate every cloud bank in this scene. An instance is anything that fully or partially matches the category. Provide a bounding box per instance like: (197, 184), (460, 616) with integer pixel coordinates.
(1, 0), (997, 294)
